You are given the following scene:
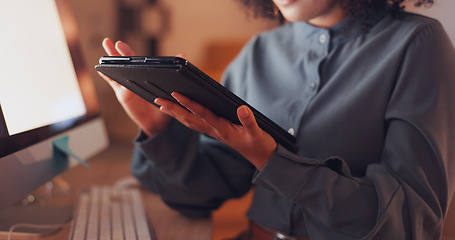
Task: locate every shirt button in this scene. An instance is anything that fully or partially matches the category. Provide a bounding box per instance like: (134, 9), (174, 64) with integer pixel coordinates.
(310, 82), (317, 89)
(319, 33), (327, 44)
(288, 128), (295, 136)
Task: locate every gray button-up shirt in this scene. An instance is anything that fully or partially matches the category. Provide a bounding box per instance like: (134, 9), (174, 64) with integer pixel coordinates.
(132, 11), (455, 239)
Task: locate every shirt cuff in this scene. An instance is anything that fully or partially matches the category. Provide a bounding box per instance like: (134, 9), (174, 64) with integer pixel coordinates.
(134, 119), (199, 168)
(134, 129), (150, 143)
(252, 145), (320, 200)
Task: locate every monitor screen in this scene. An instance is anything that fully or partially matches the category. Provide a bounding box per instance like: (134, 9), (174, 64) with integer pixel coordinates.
(0, 0), (85, 137)
(0, 0), (103, 159)
(0, 0), (108, 212)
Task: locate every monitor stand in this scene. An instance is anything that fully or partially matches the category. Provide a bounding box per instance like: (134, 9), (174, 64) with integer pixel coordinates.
(0, 177), (73, 235)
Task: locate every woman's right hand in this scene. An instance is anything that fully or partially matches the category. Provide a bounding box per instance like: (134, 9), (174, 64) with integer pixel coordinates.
(100, 38), (172, 137)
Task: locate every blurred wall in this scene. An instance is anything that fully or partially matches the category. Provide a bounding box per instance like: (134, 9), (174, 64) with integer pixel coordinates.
(158, 0), (278, 64)
(67, 0), (277, 143)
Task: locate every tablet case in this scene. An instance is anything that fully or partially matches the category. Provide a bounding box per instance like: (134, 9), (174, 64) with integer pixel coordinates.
(95, 56), (298, 153)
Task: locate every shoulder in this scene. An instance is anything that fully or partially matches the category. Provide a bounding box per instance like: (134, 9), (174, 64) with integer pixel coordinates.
(363, 10), (452, 56)
(373, 11), (446, 41)
(395, 11), (439, 27)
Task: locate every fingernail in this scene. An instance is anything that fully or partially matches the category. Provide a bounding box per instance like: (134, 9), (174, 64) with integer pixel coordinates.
(238, 106), (249, 118)
(171, 92), (180, 101)
(116, 41), (129, 52)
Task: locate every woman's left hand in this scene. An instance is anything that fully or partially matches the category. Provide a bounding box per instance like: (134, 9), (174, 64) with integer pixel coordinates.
(154, 92), (277, 170)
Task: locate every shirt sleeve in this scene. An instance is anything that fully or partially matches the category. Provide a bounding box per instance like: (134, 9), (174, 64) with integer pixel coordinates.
(252, 21), (455, 239)
(130, 119), (256, 218)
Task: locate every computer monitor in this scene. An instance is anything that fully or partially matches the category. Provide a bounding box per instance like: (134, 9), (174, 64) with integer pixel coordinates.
(0, 0), (108, 225)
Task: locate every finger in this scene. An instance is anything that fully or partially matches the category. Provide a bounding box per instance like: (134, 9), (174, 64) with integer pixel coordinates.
(171, 92), (239, 141)
(102, 38), (120, 56)
(237, 105), (261, 135)
(171, 92), (207, 117)
(116, 41), (137, 56)
(176, 53), (187, 59)
(155, 97), (211, 133)
(155, 98), (196, 123)
(171, 92), (226, 128)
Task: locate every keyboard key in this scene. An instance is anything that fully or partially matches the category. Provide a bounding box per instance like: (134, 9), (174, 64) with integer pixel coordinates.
(70, 186), (153, 240)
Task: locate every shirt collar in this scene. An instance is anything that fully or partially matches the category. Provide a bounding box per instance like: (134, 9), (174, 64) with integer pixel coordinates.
(290, 11), (386, 51)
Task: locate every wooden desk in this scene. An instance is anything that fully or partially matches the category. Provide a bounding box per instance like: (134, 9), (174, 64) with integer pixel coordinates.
(1, 142), (212, 240)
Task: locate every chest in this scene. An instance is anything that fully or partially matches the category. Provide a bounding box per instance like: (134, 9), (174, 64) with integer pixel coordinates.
(242, 43), (402, 176)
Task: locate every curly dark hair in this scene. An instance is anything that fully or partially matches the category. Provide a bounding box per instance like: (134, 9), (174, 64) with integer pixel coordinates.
(237, 0), (434, 23)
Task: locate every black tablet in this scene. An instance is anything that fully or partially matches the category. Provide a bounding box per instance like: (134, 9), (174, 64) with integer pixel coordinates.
(95, 56), (298, 153)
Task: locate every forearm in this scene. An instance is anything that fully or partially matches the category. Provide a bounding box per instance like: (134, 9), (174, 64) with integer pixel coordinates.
(253, 121), (451, 239)
(131, 120), (256, 218)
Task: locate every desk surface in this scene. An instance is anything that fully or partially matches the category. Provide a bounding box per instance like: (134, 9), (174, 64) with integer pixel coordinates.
(5, 141), (455, 240)
(0, 142), (212, 240)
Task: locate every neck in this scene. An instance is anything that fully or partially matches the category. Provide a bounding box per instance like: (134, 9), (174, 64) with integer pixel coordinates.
(308, 4), (346, 28)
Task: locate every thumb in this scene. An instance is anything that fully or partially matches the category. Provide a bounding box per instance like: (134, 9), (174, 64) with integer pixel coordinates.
(237, 105), (259, 133)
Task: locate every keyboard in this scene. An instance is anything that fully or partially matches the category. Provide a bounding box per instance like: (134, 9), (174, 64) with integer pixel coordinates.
(69, 186), (154, 240)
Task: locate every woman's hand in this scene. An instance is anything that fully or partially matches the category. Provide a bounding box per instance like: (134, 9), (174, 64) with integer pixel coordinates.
(100, 38), (276, 167)
(99, 38), (172, 137)
(155, 93), (277, 169)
